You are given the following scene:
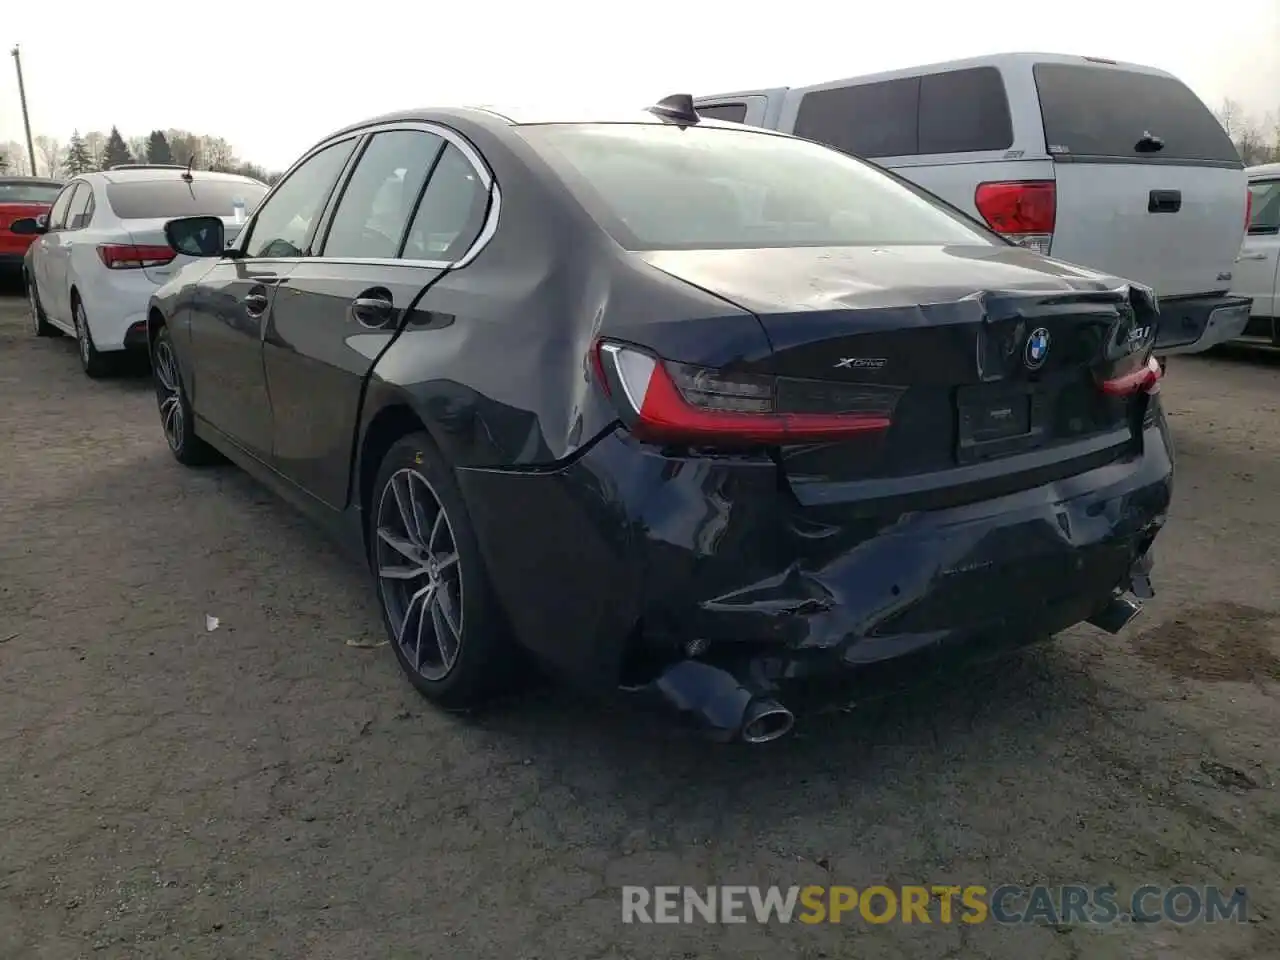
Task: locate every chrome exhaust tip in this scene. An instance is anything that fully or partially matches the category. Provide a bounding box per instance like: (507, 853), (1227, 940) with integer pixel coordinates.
(1087, 593), (1145, 635)
(740, 700), (795, 744)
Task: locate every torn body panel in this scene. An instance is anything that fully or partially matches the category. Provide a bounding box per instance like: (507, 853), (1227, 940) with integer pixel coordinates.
(457, 410), (1172, 732)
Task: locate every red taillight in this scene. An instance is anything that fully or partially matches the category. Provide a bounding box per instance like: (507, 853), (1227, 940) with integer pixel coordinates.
(1245, 189), (1253, 235)
(974, 181), (1056, 256)
(97, 243), (176, 270)
(1099, 355), (1162, 397)
(593, 340), (901, 446)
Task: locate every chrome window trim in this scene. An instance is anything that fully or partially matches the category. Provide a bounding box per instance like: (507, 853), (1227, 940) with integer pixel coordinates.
(253, 119), (500, 271)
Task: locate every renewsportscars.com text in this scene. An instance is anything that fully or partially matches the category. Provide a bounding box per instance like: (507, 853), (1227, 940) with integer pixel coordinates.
(621, 884), (1248, 925)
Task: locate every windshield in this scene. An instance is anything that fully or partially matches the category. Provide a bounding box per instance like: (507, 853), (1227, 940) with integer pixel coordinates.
(0, 180), (62, 204)
(517, 123), (996, 251)
(106, 179), (268, 220)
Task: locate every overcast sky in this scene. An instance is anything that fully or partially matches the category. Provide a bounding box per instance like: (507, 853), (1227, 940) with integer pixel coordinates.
(2, 0), (1277, 171)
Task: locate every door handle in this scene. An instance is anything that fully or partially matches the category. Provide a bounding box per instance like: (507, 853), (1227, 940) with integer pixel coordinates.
(242, 291), (270, 316)
(1148, 190), (1181, 214)
(241, 275), (279, 317)
(1237, 253), (1268, 261)
(351, 293), (395, 328)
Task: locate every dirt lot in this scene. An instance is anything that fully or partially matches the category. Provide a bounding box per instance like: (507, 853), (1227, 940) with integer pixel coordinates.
(1, 285), (1278, 960)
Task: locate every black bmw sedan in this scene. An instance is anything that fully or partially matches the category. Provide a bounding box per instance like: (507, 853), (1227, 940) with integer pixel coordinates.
(145, 96), (1172, 743)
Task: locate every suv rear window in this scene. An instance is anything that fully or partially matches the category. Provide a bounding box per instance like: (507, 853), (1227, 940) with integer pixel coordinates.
(1033, 63), (1240, 164)
(0, 181), (63, 203)
(696, 103), (749, 124)
(793, 67), (1013, 158)
(105, 178), (268, 219)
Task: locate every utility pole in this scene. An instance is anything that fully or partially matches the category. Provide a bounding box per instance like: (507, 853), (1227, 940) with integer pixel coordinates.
(10, 45), (38, 177)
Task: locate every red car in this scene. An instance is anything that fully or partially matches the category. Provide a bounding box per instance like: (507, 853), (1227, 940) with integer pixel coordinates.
(0, 176), (63, 273)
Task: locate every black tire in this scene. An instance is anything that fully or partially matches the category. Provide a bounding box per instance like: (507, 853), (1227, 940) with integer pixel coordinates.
(71, 293), (114, 379)
(25, 273), (59, 337)
(370, 432), (519, 709)
(152, 324), (221, 466)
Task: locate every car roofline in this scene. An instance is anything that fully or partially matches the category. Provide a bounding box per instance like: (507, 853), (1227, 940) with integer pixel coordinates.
(311, 104), (801, 149)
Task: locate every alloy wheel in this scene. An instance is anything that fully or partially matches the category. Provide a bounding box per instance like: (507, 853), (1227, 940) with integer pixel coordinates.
(375, 467), (464, 682)
(74, 303), (90, 365)
(153, 339), (184, 452)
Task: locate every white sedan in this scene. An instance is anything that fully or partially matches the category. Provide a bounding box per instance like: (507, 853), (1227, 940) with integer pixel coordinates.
(12, 165), (267, 377)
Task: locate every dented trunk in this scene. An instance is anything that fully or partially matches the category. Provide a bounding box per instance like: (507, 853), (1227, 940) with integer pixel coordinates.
(456, 243), (1173, 737)
(640, 243), (1159, 508)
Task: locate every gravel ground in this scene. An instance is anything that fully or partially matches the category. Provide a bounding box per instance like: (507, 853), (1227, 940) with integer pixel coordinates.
(1, 283), (1278, 960)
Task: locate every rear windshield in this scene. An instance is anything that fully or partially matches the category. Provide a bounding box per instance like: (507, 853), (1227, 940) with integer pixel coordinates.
(105, 178), (268, 219)
(517, 123), (996, 251)
(0, 181), (62, 203)
(1033, 63), (1240, 164)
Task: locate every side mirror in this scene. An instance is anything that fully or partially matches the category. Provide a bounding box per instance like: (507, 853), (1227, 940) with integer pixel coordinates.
(163, 216), (226, 258)
(9, 216), (46, 236)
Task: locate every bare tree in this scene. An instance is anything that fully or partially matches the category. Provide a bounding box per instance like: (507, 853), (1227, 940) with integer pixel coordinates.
(1, 141), (31, 175)
(1215, 98), (1243, 139)
(82, 130), (106, 170)
(128, 135), (150, 164)
(199, 135), (236, 171)
(1236, 118), (1267, 165)
(165, 129), (199, 167)
(34, 135), (62, 178)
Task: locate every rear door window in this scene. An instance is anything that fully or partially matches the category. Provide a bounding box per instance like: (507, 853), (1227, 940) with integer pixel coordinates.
(46, 184), (76, 229)
(1032, 63), (1240, 163)
(106, 179), (269, 220)
(400, 144), (490, 262)
(65, 182), (94, 229)
(918, 67), (1013, 154)
(794, 77), (919, 157)
(321, 130), (445, 259)
(697, 103), (749, 123)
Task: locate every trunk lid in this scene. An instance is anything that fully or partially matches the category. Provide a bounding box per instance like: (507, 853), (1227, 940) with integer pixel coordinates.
(639, 244), (1154, 504)
(1033, 61), (1247, 298)
(122, 216), (245, 285)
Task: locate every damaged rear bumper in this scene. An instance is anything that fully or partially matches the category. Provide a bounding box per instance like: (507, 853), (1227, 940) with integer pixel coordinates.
(458, 417), (1173, 741)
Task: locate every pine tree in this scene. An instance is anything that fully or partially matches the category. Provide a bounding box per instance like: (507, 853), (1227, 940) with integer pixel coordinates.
(63, 131), (92, 175)
(103, 126), (133, 168)
(147, 130), (173, 165)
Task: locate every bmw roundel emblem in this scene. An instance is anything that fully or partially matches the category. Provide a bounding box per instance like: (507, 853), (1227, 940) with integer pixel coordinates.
(1025, 327), (1051, 370)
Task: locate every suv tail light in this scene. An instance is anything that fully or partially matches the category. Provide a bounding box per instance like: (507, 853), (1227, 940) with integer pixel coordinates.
(593, 340), (903, 446)
(97, 243), (176, 270)
(974, 181), (1056, 256)
(1245, 189), (1253, 235)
